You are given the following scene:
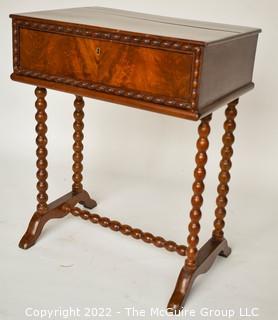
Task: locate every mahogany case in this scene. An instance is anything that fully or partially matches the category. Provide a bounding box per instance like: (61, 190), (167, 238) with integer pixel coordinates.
(10, 7), (261, 120)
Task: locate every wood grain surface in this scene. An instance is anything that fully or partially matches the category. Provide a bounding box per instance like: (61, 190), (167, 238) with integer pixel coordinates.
(20, 28), (194, 100)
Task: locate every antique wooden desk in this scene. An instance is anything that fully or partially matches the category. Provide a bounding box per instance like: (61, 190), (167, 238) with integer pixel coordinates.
(10, 7), (261, 312)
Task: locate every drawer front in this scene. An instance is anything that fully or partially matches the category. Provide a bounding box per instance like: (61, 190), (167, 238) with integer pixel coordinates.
(18, 28), (196, 104)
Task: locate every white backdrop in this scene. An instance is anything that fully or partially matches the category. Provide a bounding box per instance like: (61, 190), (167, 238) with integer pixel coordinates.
(1, 1), (277, 319)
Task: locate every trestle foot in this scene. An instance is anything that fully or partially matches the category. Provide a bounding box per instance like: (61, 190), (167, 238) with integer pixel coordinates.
(167, 238), (231, 313)
(19, 190), (97, 249)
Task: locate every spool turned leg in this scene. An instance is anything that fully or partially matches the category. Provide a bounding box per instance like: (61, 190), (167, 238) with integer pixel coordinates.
(168, 114), (212, 312)
(34, 87), (49, 216)
(212, 99), (238, 256)
(19, 87), (54, 249)
(72, 96), (97, 209)
(185, 115), (212, 272)
(168, 100), (239, 312)
(19, 89), (96, 249)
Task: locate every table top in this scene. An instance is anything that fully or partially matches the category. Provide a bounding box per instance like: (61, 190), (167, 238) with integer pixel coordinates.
(11, 6), (261, 45)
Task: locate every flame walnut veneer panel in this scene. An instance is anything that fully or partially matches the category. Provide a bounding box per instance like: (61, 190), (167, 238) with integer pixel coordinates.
(19, 28), (194, 101)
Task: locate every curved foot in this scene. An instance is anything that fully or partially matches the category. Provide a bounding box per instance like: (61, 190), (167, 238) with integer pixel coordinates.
(19, 214), (42, 249)
(19, 210), (67, 249)
(219, 243), (232, 258)
(19, 190), (97, 249)
(79, 190), (97, 209)
(167, 238), (231, 312)
(19, 234), (37, 250)
(167, 268), (195, 313)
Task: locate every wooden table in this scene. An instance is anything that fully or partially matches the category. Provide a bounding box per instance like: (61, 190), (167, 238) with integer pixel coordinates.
(10, 7), (261, 312)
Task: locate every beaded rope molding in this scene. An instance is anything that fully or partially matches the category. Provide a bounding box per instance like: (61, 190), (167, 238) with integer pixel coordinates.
(12, 19), (202, 111)
(62, 204), (187, 256)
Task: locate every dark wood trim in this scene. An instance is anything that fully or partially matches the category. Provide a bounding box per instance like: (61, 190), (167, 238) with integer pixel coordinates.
(14, 68), (193, 110)
(10, 15), (206, 47)
(199, 83), (254, 118)
(10, 73), (200, 121)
